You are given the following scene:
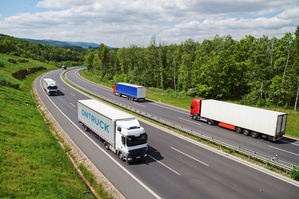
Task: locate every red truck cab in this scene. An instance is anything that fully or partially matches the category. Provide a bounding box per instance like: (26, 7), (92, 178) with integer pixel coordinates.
(190, 99), (201, 116)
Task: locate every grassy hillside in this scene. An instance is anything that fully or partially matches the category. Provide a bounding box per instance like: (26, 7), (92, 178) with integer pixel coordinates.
(0, 53), (89, 198)
(80, 69), (299, 139)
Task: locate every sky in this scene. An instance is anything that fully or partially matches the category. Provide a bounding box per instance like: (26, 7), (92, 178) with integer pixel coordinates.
(0, 0), (298, 47)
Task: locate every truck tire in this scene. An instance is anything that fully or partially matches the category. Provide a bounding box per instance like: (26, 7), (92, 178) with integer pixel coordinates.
(235, 127), (242, 134)
(267, 135), (274, 142)
(243, 129), (250, 136)
(83, 124), (88, 131)
(207, 120), (214, 125)
(251, 131), (260, 138)
(104, 142), (109, 150)
(192, 115), (198, 120)
(118, 152), (124, 161)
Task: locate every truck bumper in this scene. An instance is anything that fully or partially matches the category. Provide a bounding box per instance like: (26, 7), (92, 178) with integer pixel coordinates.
(127, 153), (147, 163)
(126, 147), (148, 163)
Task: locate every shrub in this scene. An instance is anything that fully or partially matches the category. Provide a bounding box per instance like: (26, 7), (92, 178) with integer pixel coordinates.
(0, 80), (19, 89)
(8, 59), (17, 64)
(17, 59), (29, 63)
(290, 166), (299, 181)
(0, 61), (4, 67)
(12, 67), (46, 80)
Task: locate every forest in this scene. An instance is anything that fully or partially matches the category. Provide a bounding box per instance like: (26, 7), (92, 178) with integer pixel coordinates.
(84, 26), (299, 109)
(0, 34), (89, 66)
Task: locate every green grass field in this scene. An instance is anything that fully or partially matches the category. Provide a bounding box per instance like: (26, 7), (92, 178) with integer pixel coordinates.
(0, 54), (90, 198)
(80, 69), (299, 139)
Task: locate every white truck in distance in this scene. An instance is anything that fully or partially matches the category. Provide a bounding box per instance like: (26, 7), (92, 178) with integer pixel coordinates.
(190, 99), (287, 141)
(42, 78), (58, 96)
(78, 99), (148, 163)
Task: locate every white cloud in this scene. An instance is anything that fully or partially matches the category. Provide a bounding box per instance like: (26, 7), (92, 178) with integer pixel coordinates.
(0, 0), (298, 47)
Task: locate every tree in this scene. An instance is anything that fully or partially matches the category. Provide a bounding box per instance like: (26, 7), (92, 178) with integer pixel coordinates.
(84, 52), (95, 71)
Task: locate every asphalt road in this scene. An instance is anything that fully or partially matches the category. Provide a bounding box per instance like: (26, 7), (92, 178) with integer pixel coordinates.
(66, 68), (299, 167)
(36, 69), (299, 199)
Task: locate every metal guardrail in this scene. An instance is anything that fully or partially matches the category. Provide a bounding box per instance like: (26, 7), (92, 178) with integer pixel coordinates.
(65, 72), (297, 172)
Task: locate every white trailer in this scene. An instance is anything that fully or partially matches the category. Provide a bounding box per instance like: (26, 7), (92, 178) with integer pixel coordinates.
(190, 99), (287, 141)
(42, 78), (58, 96)
(78, 99), (148, 163)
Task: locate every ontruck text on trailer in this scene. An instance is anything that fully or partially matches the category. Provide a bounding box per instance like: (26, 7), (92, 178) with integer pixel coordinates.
(81, 109), (109, 133)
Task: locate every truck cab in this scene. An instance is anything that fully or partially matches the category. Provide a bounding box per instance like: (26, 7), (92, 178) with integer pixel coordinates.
(115, 119), (148, 163)
(190, 99), (201, 119)
(43, 78), (58, 96)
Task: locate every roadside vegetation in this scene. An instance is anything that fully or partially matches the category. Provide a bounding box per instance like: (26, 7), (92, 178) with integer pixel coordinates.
(0, 34), (91, 67)
(0, 53), (91, 198)
(82, 26), (299, 139)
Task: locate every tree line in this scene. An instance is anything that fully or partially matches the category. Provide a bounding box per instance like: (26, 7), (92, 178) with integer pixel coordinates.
(0, 34), (89, 66)
(85, 26), (299, 109)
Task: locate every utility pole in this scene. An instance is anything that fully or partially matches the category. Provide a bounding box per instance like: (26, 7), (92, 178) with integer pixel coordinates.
(294, 80), (299, 111)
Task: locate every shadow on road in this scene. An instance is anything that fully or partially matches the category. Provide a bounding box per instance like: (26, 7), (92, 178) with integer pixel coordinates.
(276, 136), (299, 145)
(131, 145), (163, 165)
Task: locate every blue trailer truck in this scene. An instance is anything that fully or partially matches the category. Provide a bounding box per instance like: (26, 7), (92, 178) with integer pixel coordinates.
(113, 83), (146, 102)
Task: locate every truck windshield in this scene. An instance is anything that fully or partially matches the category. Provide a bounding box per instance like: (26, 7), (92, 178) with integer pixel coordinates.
(48, 86), (57, 90)
(126, 133), (147, 147)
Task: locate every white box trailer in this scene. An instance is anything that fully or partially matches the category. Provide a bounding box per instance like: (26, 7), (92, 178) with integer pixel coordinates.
(190, 99), (287, 141)
(78, 99), (148, 163)
(42, 78), (58, 96)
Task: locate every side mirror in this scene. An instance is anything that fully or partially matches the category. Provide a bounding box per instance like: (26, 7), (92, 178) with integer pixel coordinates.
(117, 127), (121, 132)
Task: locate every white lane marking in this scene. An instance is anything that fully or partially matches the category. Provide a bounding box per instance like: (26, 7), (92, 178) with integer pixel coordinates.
(178, 117), (201, 126)
(152, 102), (188, 115)
(69, 103), (76, 108)
(148, 155), (181, 176)
(279, 140), (299, 146)
(74, 70), (111, 92)
(38, 72), (161, 199)
(70, 93), (75, 97)
(171, 147), (209, 167)
(268, 145), (299, 157)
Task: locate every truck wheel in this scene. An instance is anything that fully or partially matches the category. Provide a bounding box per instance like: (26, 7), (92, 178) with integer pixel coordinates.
(207, 120), (214, 125)
(192, 115), (198, 120)
(236, 127), (242, 134)
(118, 152), (124, 161)
(251, 131), (260, 138)
(267, 136), (274, 142)
(104, 142), (109, 150)
(243, 129), (250, 136)
(83, 124), (88, 131)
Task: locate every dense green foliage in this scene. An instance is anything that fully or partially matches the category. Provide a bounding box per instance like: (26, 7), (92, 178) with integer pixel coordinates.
(0, 34), (92, 67)
(0, 54), (89, 198)
(85, 27), (299, 108)
(291, 166), (299, 181)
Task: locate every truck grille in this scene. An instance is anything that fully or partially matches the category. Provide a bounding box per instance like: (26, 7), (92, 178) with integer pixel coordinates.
(129, 147), (147, 156)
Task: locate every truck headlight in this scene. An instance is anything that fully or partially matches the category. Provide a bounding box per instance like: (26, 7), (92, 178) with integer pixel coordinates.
(127, 157), (132, 161)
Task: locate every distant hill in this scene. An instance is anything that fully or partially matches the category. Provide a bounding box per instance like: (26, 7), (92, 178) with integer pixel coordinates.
(20, 38), (100, 49)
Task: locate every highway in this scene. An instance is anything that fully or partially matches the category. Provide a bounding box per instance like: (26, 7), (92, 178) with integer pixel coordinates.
(36, 69), (299, 199)
(66, 68), (299, 168)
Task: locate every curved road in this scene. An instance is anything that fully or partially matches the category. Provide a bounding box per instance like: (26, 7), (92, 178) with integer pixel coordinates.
(66, 68), (299, 167)
(36, 69), (299, 199)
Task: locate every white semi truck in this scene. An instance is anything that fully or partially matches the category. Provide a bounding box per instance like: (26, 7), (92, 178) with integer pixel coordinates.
(190, 99), (287, 141)
(42, 78), (58, 96)
(78, 99), (148, 163)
